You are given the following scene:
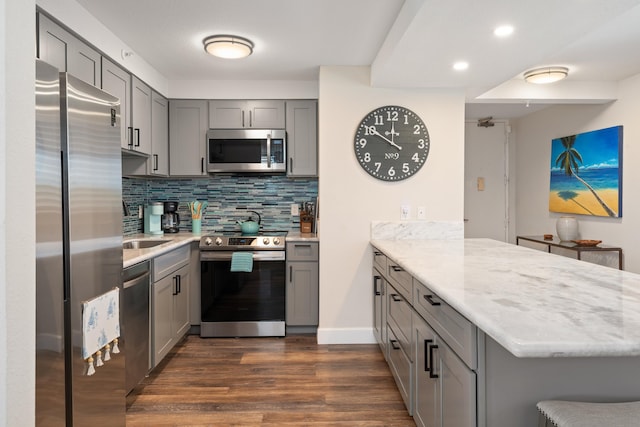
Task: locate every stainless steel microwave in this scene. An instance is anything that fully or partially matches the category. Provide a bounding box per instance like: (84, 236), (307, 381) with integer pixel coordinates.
(206, 129), (286, 173)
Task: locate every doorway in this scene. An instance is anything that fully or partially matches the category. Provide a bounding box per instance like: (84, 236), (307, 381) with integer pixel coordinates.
(464, 120), (511, 242)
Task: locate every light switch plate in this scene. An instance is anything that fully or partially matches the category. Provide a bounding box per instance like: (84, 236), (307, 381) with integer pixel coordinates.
(417, 206), (426, 219)
(401, 205), (410, 220)
(291, 203), (299, 216)
(138, 205), (143, 219)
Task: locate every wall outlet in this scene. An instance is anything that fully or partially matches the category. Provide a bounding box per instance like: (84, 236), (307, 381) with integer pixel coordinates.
(291, 203), (299, 216)
(417, 206), (426, 219)
(401, 205), (411, 220)
(138, 205), (143, 219)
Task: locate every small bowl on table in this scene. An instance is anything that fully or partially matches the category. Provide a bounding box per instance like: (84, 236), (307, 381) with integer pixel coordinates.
(572, 239), (602, 247)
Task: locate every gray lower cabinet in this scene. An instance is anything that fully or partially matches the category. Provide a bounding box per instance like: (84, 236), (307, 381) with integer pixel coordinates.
(286, 100), (317, 177)
(387, 281), (413, 415)
(285, 242), (319, 327)
(37, 12), (101, 87)
(209, 100), (285, 129)
(372, 270), (388, 357)
(414, 312), (476, 427)
(152, 245), (190, 367)
(101, 57), (131, 150)
(169, 100), (208, 176)
(373, 247), (477, 426)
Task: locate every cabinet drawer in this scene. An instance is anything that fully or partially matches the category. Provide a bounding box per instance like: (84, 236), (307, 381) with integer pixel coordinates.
(286, 242), (318, 261)
(387, 261), (412, 301)
(373, 249), (387, 274)
(388, 326), (413, 415)
(387, 286), (412, 358)
(153, 245), (190, 281)
(413, 279), (477, 369)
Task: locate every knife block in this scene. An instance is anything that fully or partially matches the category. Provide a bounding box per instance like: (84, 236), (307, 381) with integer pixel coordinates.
(300, 211), (314, 233)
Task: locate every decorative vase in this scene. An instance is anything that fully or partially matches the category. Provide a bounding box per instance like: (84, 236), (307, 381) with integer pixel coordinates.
(556, 216), (578, 241)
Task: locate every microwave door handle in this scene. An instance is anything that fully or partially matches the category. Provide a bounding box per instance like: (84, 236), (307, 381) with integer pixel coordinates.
(267, 133), (272, 168)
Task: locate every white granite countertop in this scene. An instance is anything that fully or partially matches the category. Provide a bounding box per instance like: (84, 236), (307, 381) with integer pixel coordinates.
(123, 233), (200, 268)
(123, 229), (319, 268)
(285, 230), (319, 242)
(371, 238), (640, 358)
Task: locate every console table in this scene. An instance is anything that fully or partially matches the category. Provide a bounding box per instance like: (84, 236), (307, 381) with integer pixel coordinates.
(516, 235), (623, 270)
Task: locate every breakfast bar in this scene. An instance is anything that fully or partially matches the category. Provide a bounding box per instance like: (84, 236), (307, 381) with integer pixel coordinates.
(371, 238), (640, 427)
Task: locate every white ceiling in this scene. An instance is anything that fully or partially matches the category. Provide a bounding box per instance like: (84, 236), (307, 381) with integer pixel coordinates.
(75, 0), (640, 120)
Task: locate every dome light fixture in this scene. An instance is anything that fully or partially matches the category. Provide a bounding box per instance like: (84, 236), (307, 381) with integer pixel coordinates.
(203, 35), (254, 59)
(524, 66), (569, 84)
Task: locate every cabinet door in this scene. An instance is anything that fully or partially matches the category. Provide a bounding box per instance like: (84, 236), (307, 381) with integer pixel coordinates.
(131, 76), (152, 155)
(152, 273), (175, 367)
(151, 92), (169, 176)
(169, 100), (208, 176)
(373, 272), (388, 354)
(37, 13), (100, 87)
(37, 13), (68, 72)
(209, 100), (285, 128)
(248, 100), (285, 128)
(101, 57), (131, 149)
(286, 100), (317, 176)
(68, 38), (101, 87)
(208, 100), (246, 128)
(439, 341), (476, 427)
(286, 261), (319, 326)
(173, 264), (190, 338)
(414, 314), (440, 427)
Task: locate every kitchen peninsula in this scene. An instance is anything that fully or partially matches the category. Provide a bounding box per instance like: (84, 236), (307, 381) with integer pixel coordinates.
(371, 237), (640, 427)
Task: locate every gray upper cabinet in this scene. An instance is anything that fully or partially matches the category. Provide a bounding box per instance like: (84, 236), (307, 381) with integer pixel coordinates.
(151, 92), (169, 176)
(131, 76), (152, 155)
(101, 57), (131, 150)
(37, 13), (101, 87)
(286, 100), (318, 177)
(169, 100), (208, 176)
(208, 100), (285, 129)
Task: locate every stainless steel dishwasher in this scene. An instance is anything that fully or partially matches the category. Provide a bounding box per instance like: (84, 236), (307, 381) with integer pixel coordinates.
(123, 260), (151, 395)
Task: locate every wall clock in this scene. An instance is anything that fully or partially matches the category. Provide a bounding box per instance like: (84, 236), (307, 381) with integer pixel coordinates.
(354, 105), (430, 181)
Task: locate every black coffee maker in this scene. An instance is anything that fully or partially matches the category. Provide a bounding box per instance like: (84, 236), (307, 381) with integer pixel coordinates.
(162, 201), (180, 233)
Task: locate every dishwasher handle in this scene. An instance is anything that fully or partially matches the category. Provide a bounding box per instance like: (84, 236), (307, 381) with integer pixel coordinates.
(123, 271), (150, 289)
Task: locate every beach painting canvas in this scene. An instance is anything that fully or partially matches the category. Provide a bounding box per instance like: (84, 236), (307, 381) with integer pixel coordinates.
(549, 125), (622, 217)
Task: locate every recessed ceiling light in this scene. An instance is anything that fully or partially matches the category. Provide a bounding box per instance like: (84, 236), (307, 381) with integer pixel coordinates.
(494, 25), (514, 37)
(453, 61), (469, 71)
(523, 66), (569, 84)
(203, 35), (254, 59)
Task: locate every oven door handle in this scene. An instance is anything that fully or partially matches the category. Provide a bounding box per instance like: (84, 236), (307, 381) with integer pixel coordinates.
(200, 251), (285, 262)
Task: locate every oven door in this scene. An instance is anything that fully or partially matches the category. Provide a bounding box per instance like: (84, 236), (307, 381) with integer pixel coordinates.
(206, 129), (286, 173)
(200, 251), (286, 337)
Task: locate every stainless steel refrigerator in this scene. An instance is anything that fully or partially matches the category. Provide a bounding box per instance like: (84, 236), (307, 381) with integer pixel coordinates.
(35, 59), (125, 426)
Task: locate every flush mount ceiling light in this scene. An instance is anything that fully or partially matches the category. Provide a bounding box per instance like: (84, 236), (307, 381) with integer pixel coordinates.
(524, 66), (569, 84)
(203, 35), (254, 59)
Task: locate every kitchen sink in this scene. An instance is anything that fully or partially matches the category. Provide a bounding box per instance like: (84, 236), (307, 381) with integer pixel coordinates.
(123, 239), (171, 250)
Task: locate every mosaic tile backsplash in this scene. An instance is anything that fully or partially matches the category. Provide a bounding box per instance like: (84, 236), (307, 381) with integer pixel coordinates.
(122, 175), (318, 236)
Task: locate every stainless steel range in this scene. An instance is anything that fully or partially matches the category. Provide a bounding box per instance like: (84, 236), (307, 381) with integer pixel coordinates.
(199, 231), (287, 337)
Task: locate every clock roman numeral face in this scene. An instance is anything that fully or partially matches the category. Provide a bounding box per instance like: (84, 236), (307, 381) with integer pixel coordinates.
(354, 105), (430, 181)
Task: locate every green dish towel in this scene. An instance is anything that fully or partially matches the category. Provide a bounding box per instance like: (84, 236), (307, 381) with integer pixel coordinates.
(230, 252), (253, 273)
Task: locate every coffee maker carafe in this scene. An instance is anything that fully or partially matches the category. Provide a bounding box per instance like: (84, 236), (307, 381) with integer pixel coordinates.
(162, 201), (180, 233)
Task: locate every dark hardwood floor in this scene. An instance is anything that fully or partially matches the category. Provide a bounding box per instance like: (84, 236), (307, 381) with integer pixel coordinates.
(126, 334), (416, 426)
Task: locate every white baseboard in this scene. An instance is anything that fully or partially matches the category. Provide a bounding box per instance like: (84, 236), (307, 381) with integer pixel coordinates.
(316, 327), (376, 344)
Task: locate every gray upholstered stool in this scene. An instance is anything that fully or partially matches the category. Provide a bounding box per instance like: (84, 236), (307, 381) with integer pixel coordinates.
(537, 400), (640, 427)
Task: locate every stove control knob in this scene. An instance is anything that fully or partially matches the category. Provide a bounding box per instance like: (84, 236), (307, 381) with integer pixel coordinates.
(263, 237), (270, 245)
(215, 237), (223, 246)
(204, 237), (213, 246)
(273, 237), (281, 245)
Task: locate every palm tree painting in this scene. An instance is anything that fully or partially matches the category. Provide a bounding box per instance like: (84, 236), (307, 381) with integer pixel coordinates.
(549, 126), (622, 217)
